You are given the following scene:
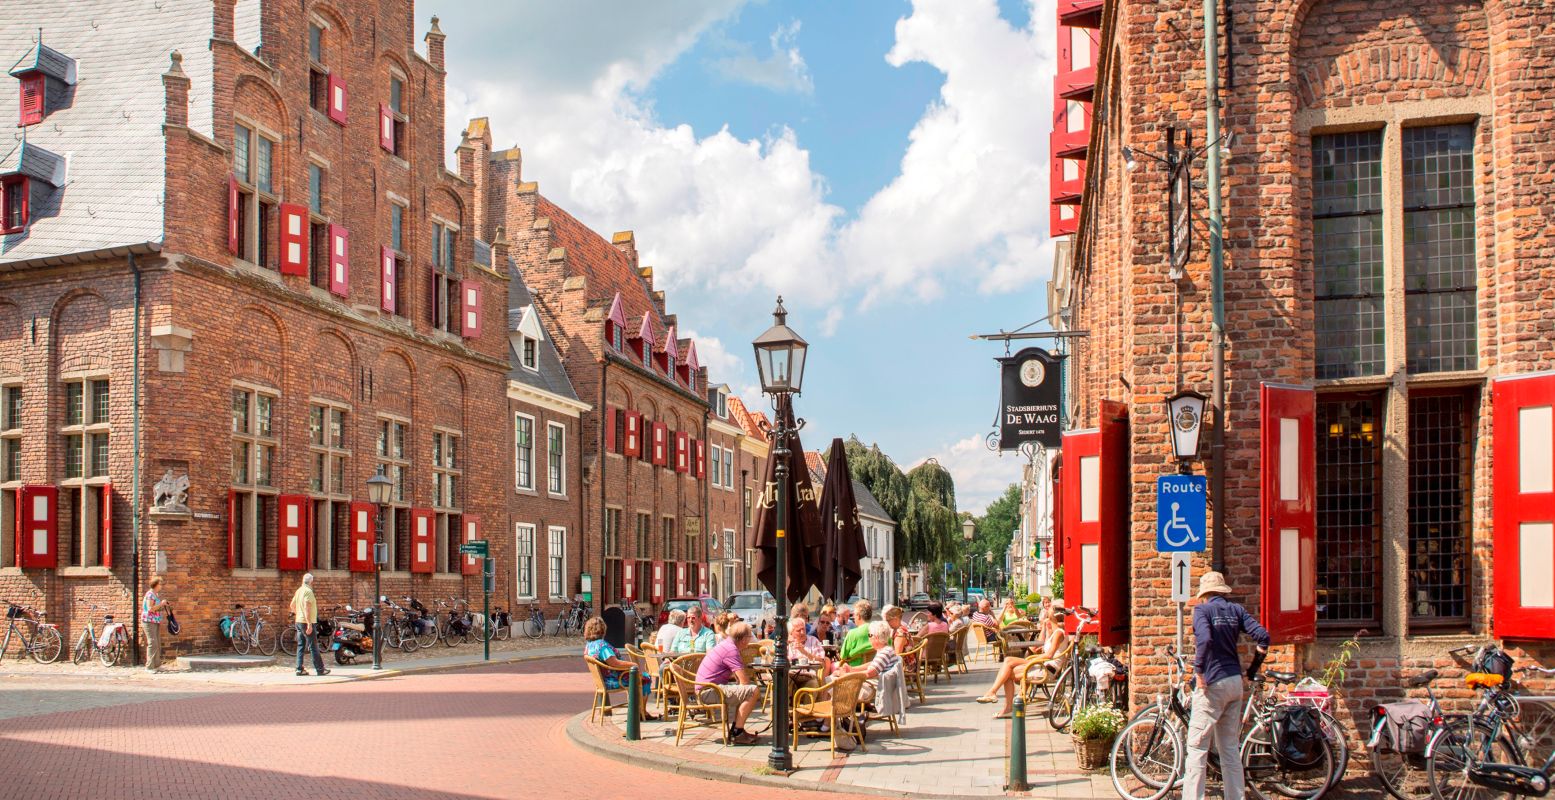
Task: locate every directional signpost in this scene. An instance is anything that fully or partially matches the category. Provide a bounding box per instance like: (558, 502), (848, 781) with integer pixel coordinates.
(1156, 475), (1207, 655)
(459, 540), (491, 660)
(1170, 552), (1193, 603)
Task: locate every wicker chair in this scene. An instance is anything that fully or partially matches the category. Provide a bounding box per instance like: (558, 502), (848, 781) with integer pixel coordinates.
(627, 646), (668, 715)
(1019, 655), (1062, 705)
(898, 639), (928, 703)
(667, 664), (729, 745)
(663, 653), (705, 714)
(921, 632), (951, 683)
(585, 656), (631, 723)
(968, 622), (997, 662)
(949, 626), (972, 674)
(792, 672), (868, 755)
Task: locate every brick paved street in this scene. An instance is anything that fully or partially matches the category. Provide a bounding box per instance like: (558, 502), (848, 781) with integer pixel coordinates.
(0, 657), (867, 800)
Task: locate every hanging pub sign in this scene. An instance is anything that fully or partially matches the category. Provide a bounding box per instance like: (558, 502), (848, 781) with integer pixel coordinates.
(998, 347), (1064, 450)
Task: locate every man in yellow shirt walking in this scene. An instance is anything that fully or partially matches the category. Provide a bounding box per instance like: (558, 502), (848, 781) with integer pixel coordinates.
(291, 573), (329, 677)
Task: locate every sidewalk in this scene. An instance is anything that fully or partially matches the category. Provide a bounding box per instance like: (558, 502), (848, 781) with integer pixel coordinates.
(569, 651), (1114, 799)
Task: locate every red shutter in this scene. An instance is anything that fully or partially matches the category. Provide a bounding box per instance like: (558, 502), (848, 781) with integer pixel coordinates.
(1051, 459), (1064, 574)
(18, 485), (57, 569)
(675, 431), (689, 473)
(1259, 383), (1317, 645)
(380, 247), (397, 314)
(378, 103), (394, 151)
(101, 484), (114, 568)
(604, 407), (618, 454)
(652, 560), (665, 603)
(653, 423), (667, 466)
(695, 441), (706, 480)
(227, 175), (241, 254)
(278, 203), (308, 275)
(461, 279), (483, 338)
(19, 73), (44, 126)
(676, 562), (687, 596)
(326, 73), (347, 124)
(327, 224), (350, 297)
(462, 516), (480, 576)
(1493, 373), (1555, 639)
(227, 489), (237, 569)
(275, 495), (307, 570)
(622, 561), (636, 601)
(624, 411), (641, 458)
(349, 501), (375, 572)
(411, 508), (434, 573)
(1059, 400), (1130, 646)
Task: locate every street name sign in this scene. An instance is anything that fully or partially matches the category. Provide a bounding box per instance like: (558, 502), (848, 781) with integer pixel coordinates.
(1156, 475), (1207, 552)
(458, 539), (489, 557)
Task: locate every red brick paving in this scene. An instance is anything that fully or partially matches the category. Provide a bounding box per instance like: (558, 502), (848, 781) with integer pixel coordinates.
(0, 657), (864, 799)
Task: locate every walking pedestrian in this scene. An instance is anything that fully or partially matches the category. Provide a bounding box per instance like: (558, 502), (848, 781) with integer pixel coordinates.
(1182, 571), (1270, 800)
(141, 577), (169, 672)
(290, 573), (330, 677)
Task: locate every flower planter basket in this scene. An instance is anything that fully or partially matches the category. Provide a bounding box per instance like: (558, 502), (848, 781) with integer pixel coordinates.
(1074, 734), (1113, 770)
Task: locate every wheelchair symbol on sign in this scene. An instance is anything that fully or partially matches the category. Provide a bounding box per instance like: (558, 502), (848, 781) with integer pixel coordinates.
(1162, 503), (1201, 548)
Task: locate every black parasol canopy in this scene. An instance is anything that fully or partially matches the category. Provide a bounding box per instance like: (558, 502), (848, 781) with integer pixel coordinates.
(818, 438), (867, 602)
(754, 396), (823, 604)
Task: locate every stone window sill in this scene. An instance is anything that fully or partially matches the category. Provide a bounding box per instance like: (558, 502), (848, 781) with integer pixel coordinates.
(59, 566), (112, 577)
(232, 568), (281, 579)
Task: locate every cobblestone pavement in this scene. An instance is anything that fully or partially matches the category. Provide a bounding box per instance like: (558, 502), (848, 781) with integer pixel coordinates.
(0, 657), (868, 800)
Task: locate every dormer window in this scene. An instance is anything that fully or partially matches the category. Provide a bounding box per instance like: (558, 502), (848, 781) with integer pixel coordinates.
(18, 73), (42, 126)
(521, 338), (537, 370)
(10, 42), (76, 127)
(1, 175), (26, 234)
(2, 141), (65, 236)
(510, 305), (545, 373)
(604, 292), (627, 352)
(715, 388), (728, 419)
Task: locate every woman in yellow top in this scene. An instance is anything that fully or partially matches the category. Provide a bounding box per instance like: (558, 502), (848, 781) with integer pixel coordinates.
(998, 597), (1025, 628)
(976, 610), (1068, 719)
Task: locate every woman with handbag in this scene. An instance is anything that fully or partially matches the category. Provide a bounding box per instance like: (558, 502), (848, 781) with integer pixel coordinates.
(141, 577), (170, 672)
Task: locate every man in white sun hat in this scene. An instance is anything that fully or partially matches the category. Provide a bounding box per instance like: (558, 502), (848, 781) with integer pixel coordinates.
(1183, 570), (1269, 800)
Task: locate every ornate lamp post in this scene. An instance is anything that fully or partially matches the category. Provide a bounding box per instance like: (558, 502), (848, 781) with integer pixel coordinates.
(366, 469), (394, 671)
(962, 517), (976, 599)
(752, 296), (808, 773)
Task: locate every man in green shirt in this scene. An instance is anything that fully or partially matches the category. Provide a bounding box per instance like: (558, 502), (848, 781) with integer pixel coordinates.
(290, 573), (329, 677)
(838, 599), (876, 666)
(671, 610), (716, 653)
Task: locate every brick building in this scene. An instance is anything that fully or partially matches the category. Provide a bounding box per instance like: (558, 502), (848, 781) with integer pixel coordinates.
(1, 0), (513, 656)
(1054, 0), (1555, 724)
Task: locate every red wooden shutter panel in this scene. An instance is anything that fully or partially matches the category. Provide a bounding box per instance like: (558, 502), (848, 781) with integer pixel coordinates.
(326, 73), (347, 124)
(676, 562), (687, 596)
(275, 495), (307, 570)
(698, 563), (709, 596)
(652, 560), (665, 603)
(1259, 383), (1317, 645)
(19, 73), (44, 126)
(1058, 403), (1129, 646)
(349, 501), (375, 572)
(695, 440), (705, 480)
(675, 431), (689, 473)
(101, 484), (114, 568)
(460, 279), (483, 338)
(227, 490), (237, 569)
(378, 103), (394, 151)
(380, 247), (397, 314)
(1493, 373), (1555, 639)
(18, 485), (57, 569)
(462, 516), (480, 575)
(227, 175), (241, 254)
(653, 423), (667, 466)
(623, 561), (636, 601)
(625, 412), (641, 458)
(328, 224), (349, 297)
(604, 407), (618, 454)
(411, 508), (434, 573)
(278, 203), (308, 275)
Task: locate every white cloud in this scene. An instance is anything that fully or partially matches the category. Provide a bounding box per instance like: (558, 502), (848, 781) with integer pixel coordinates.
(911, 433), (1024, 515)
(711, 20), (814, 94)
(681, 328), (761, 402)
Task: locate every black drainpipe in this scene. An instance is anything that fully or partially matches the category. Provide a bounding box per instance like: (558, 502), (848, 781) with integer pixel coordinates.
(597, 359), (608, 605)
(129, 252), (142, 665)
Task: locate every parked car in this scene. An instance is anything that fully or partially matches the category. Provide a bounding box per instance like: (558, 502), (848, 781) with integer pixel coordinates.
(724, 591), (776, 636)
(658, 596), (722, 627)
(907, 592), (933, 610)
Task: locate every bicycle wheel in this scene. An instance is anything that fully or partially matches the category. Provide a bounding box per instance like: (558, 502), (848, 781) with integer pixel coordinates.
(1110, 710), (1184, 800)
(1424, 719), (1517, 800)
(31, 625), (63, 664)
(233, 622), (252, 655)
(280, 625), (298, 657)
(496, 616), (512, 641)
(101, 634), (125, 667)
(73, 631), (91, 665)
(399, 622), (419, 653)
(255, 621), (278, 656)
(526, 613), (543, 640)
(1241, 718), (1336, 800)
(414, 619), (438, 649)
(1047, 666), (1077, 730)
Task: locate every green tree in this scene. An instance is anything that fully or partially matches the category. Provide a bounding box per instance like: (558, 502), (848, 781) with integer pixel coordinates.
(963, 483), (1020, 572)
(905, 459), (959, 569)
(845, 436), (913, 561)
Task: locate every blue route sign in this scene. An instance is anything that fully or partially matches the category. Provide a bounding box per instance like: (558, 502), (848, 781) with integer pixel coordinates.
(1156, 475), (1207, 553)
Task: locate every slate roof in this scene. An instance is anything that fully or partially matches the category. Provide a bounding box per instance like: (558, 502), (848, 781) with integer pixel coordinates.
(507, 264), (581, 402)
(854, 480), (894, 524)
(0, 0), (217, 268)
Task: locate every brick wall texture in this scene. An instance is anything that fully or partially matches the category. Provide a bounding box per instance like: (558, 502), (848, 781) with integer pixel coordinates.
(1065, 0), (1555, 746)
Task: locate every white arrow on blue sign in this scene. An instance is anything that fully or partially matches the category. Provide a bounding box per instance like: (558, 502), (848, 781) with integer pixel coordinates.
(1156, 475), (1207, 553)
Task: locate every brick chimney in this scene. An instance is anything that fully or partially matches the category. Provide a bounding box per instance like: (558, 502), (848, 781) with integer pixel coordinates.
(424, 15), (446, 72)
(163, 51), (189, 127)
(212, 0), (236, 41)
(492, 225), (510, 270)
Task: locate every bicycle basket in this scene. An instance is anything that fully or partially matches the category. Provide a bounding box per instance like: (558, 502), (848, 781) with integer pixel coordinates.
(1478, 649), (1515, 680)
(1271, 705), (1327, 771)
(219, 616), (234, 638)
(6, 604), (27, 620)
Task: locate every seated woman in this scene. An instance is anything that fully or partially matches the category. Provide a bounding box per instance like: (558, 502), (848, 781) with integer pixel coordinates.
(998, 597), (1025, 628)
(837, 621), (900, 705)
(918, 602), (951, 637)
(786, 617), (830, 687)
(583, 616), (657, 718)
(975, 611), (1068, 719)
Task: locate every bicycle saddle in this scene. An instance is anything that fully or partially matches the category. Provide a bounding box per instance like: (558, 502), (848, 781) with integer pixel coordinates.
(1405, 669), (1440, 688)
(1263, 670), (1298, 683)
(234, 603), (245, 609)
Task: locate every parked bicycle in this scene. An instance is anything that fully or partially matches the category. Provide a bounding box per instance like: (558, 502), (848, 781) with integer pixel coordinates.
(525, 602), (545, 640)
(227, 604), (278, 656)
(557, 596), (590, 637)
(72, 601), (130, 667)
(1046, 606), (1115, 731)
(1368, 666), (1451, 800)
(1109, 645), (1203, 800)
(2, 602), (63, 664)
(1424, 646), (1538, 800)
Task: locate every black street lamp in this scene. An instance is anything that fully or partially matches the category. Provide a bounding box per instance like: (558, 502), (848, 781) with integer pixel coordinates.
(962, 517), (975, 599)
(752, 296), (808, 773)
(366, 469), (394, 671)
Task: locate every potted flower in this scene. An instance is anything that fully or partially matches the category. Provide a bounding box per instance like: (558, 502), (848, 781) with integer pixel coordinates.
(1071, 704), (1126, 770)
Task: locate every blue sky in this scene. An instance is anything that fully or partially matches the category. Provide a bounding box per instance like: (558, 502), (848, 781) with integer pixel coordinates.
(424, 0), (1055, 511)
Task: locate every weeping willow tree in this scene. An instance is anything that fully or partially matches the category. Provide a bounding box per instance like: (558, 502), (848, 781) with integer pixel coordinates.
(846, 436), (912, 561)
(905, 459), (959, 571)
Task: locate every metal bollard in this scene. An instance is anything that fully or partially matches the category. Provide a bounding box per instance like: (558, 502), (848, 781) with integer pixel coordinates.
(1006, 695), (1030, 792)
(625, 667), (642, 741)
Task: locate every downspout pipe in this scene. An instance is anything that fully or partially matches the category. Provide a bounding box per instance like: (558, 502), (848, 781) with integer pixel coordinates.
(130, 253), (142, 665)
(1204, 0), (1228, 573)
(598, 359), (608, 605)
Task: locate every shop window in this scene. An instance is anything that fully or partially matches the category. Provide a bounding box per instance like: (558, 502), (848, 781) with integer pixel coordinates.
(1407, 390), (1475, 629)
(1315, 395), (1383, 631)
(1404, 125), (1478, 374)
(1311, 130), (1385, 379)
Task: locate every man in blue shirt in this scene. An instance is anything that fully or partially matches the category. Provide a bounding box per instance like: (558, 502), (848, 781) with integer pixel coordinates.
(1184, 571), (1269, 800)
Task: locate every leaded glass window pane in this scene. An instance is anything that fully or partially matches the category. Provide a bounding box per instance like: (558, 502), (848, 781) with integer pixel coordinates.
(1404, 125), (1477, 373)
(1312, 130), (1384, 378)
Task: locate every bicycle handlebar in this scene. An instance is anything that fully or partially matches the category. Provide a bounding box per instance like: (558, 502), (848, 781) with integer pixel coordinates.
(1522, 666), (1555, 676)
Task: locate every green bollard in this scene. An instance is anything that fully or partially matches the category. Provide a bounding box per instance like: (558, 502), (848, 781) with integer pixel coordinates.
(1006, 695), (1030, 792)
(625, 667), (642, 741)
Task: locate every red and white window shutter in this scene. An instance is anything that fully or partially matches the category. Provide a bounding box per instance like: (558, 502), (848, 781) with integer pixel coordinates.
(226, 175), (240, 254)
(101, 483), (114, 568)
(697, 563), (709, 596)
(349, 501), (375, 572)
(19, 73), (44, 126)
(462, 516), (480, 576)
(1058, 401), (1130, 646)
(380, 247), (397, 314)
(653, 423), (667, 466)
(411, 508), (434, 573)
(622, 561), (636, 601)
(676, 562), (688, 597)
(1493, 373), (1555, 639)
(278, 203), (308, 275)
(18, 485), (56, 569)
(1259, 383), (1317, 645)
(652, 560), (666, 604)
(326, 73), (347, 124)
(694, 440), (705, 480)
(625, 411), (641, 458)
(276, 494), (308, 571)
(675, 431), (689, 473)
(460, 279), (483, 338)
(378, 103), (394, 151)
(327, 224), (349, 297)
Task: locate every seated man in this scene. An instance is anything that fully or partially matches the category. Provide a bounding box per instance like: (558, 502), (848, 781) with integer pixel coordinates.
(694, 620), (762, 745)
(971, 600), (1000, 642)
(670, 610), (716, 654)
(655, 609), (687, 652)
(838, 599), (876, 667)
